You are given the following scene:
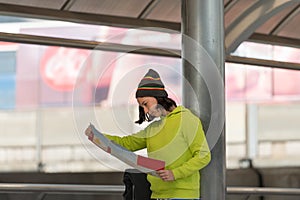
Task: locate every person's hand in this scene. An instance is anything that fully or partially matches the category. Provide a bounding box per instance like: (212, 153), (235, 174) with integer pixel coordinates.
(156, 169), (175, 181)
(85, 125), (93, 138)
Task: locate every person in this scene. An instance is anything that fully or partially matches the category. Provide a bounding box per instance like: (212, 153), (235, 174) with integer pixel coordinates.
(85, 69), (211, 200)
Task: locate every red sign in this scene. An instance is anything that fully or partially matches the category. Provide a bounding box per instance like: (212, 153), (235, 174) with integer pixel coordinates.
(40, 47), (90, 91)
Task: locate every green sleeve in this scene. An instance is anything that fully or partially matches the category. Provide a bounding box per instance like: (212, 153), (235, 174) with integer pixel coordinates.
(103, 129), (147, 152)
(172, 118), (211, 180)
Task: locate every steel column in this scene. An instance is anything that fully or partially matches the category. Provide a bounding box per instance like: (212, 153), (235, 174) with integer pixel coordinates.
(181, 0), (225, 199)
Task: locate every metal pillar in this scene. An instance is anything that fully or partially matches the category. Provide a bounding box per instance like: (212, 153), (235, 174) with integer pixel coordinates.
(181, 0), (225, 200)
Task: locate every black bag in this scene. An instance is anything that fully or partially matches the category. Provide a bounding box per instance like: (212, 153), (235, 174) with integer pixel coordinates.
(123, 169), (151, 200)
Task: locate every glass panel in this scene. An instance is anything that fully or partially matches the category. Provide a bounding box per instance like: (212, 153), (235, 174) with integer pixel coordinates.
(0, 51), (16, 109)
(232, 41), (300, 64)
(0, 38), (182, 172)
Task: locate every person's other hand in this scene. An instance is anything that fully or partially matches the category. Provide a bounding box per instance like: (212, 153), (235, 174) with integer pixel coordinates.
(85, 125), (93, 138)
(156, 169), (175, 181)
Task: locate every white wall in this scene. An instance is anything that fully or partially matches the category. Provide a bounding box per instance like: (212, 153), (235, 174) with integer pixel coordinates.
(1, 103), (300, 171)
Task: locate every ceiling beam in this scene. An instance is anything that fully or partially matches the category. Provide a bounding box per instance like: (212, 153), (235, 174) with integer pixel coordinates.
(138, 0), (160, 19)
(224, 0), (239, 13)
(226, 55), (300, 71)
(60, 0), (76, 11)
(270, 4), (300, 35)
(0, 32), (180, 58)
(0, 3), (298, 49)
(249, 33), (300, 49)
(225, 0), (299, 54)
(0, 31), (299, 70)
(0, 3), (180, 31)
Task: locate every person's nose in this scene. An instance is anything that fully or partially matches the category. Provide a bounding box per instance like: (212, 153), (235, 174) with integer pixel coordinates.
(143, 106), (149, 114)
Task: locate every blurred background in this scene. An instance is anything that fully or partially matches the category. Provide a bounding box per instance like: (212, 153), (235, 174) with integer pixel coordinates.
(0, 16), (299, 173)
(0, 13), (300, 199)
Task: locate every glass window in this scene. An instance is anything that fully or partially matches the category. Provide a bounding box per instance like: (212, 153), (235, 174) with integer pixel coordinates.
(0, 51), (16, 109)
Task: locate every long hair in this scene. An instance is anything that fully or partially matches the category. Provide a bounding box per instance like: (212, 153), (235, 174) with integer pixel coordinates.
(135, 97), (177, 124)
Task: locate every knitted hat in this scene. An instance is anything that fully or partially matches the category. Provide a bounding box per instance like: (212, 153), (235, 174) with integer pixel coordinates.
(135, 69), (168, 98)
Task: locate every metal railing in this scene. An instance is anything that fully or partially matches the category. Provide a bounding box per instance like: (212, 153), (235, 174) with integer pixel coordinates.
(0, 183), (125, 194)
(227, 187), (300, 196)
(0, 183), (300, 197)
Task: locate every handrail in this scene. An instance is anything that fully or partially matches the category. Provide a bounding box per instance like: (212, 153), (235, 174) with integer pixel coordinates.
(0, 183), (125, 194)
(227, 187), (300, 196)
(0, 183), (299, 196)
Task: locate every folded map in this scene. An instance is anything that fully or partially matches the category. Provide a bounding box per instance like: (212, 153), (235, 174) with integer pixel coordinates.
(88, 123), (165, 177)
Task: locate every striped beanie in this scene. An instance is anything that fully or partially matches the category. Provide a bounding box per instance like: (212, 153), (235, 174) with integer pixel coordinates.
(135, 69), (168, 98)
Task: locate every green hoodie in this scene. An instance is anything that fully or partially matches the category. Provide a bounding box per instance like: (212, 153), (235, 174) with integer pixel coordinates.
(104, 106), (211, 198)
